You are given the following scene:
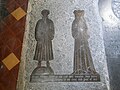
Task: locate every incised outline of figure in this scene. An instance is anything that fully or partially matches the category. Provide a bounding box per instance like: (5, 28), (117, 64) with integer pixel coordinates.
(30, 9), (100, 82)
(31, 9), (55, 76)
(72, 10), (98, 75)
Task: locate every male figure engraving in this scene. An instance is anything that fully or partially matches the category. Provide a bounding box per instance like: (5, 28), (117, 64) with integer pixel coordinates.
(72, 10), (97, 75)
(33, 10), (54, 75)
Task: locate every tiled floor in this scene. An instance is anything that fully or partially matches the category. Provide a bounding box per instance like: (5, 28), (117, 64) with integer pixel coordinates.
(0, 0), (28, 90)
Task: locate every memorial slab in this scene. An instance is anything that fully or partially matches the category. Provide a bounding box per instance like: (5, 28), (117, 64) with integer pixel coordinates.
(17, 0), (110, 90)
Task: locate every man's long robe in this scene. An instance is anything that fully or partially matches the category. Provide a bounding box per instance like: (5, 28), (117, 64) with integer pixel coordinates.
(34, 18), (54, 61)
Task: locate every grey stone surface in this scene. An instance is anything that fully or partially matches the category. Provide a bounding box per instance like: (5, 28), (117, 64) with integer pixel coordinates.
(103, 25), (120, 58)
(98, 0), (120, 89)
(18, 0), (110, 90)
(103, 24), (120, 90)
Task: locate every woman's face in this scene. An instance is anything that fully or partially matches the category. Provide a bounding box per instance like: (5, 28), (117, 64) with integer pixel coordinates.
(75, 12), (84, 18)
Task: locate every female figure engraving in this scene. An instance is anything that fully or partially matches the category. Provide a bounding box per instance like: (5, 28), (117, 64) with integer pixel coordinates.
(72, 10), (97, 75)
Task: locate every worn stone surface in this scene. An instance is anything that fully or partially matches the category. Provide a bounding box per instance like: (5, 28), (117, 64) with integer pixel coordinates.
(103, 25), (120, 58)
(103, 24), (120, 90)
(19, 0), (110, 90)
(98, 0), (120, 90)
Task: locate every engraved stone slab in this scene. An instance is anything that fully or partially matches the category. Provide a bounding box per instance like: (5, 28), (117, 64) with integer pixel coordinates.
(18, 0), (110, 90)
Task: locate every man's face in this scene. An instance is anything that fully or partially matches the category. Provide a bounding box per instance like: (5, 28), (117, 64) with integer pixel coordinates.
(42, 11), (49, 17)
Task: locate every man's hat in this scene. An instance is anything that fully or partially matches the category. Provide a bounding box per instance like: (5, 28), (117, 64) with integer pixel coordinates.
(41, 9), (50, 15)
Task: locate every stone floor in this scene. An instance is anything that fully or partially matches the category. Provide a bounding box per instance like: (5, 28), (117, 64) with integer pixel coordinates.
(0, 0), (28, 90)
(0, 0), (120, 90)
